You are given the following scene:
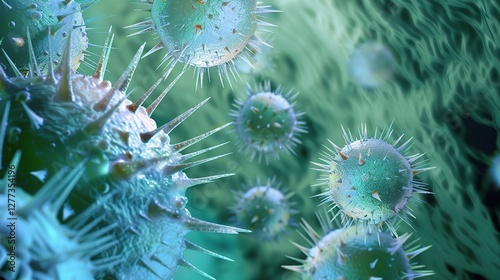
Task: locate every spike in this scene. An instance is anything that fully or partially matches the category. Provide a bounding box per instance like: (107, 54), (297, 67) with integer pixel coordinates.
(94, 43), (145, 111)
(20, 102), (44, 129)
(141, 98), (210, 142)
(83, 97), (126, 135)
(93, 26), (114, 81)
(146, 63), (188, 116)
(26, 29), (40, 77)
(176, 173), (234, 190)
(371, 190), (381, 202)
(407, 245), (432, 259)
(389, 233), (411, 254)
(164, 153), (231, 175)
(54, 30), (74, 102)
(184, 240), (233, 261)
(397, 137), (413, 152)
(171, 123), (232, 153)
(183, 215), (250, 234)
(137, 259), (162, 279)
(127, 75), (163, 113)
(338, 150), (348, 160)
(1, 49), (23, 78)
(412, 167), (435, 175)
(178, 258), (215, 280)
(336, 247), (348, 265)
(176, 142), (228, 163)
(290, 241), (310, 255)
(281, 265), (303, 273)
(109, 154), (171, 181)
(0, 101), (10, 170)
(45, 27), (56, 84)
(358, 153), (365, 165)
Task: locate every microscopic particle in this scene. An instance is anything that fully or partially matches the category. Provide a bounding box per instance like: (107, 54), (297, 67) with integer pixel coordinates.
(348, 41), (395, 89)
(230, 81), (307, 163)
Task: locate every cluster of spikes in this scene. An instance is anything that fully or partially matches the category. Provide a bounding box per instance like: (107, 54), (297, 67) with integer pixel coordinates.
(0, 27), (250, 279)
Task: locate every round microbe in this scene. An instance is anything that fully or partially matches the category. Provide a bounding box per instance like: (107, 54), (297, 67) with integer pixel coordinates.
(348, 41), (395, 88)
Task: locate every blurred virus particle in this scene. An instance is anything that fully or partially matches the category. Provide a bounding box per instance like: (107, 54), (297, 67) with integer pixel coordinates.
(0, 31), (246, 279)
(230, 81), (306, 163)
(230, 177), (297, 240)
(491, 154), (500, 188)
(313, 123), (433, 235)
(348, 41), (395, 89)
(127, 0), (278, 86)
(283, 211), (433, 279)
(0, 0), (92, 77)
(0, 153), (116, 279)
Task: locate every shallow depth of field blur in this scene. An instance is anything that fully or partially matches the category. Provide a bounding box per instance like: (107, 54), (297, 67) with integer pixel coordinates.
(81, 1), (499, 279)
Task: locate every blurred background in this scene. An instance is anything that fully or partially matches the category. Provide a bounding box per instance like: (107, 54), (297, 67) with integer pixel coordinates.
(81, 0), (500, 279)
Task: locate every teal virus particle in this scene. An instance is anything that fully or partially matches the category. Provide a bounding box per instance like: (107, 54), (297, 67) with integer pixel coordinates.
(0, 0), (92, 77)
(127, 0), (277, 85)
(313, 124), (433, 234)
(230, 177), (296, 240)
(348, 41), (395, 89)
(491, 154), (500, 188)
(230, 81), (306, 163)
(283, 212), (433, 279)
(0, 31), (246, 279)
(0, 153), (117, 280)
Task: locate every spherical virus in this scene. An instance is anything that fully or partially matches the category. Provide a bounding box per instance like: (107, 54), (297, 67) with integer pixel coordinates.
(0, 0), (90, 77)
(127, 0), (278, 86)
(230, 177), (296, 240)
(348, 41), (395, 89)
(283, 212), (433, 279)
(313, 123), (433, 234)
(0, 31), (245, 279)
(230, 81), (306, 163)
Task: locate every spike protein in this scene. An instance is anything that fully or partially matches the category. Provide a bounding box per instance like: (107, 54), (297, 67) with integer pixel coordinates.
(313, 124), (433, 235)
(0, 31), (246, 279)
(230, 177), (297, 240)
(230, 81), (306, 163)
(283, 213), (434, 279)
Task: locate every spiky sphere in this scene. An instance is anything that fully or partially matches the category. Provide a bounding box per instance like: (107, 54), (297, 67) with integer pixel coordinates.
(231, 81), (306, 163)
(0, 0), (89, 76)
(315, 124), (432, 232)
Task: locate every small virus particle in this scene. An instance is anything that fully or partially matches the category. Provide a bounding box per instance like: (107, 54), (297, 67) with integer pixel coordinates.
(283, 212), (434, 279)
(313, 123), (433, 235)
(230, 81), (307, 163)
(127, 0), (278, 86)
(348, 41), (395, 88)
(491, 154), (500, 188)
(230, 177), (296, 240)
(0, 0), (91, 77)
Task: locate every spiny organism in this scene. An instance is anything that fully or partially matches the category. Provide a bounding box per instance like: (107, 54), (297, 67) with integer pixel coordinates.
(0, 152), (118, 280)
(348, 41), (395, 89)
(127, 0), (278, 87)
(230, 177), (297, 240)
(230, 81), (306, 163)
(0, 30), (246, 279)
(312, 123), (433, 235)
(0, 0), (94, 77)
(283, 211), (433, 279)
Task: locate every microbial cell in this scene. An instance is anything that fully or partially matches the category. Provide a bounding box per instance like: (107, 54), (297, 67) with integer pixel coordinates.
(230, 81), (306, 163)
(313, 123), (433, 234)
(230, 177), (296, 240)
(348, 41), (395, 89)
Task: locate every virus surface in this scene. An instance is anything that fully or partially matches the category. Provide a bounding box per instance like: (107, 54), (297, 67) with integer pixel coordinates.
(230, 81), (306, 163)
(283, 212), (433, 279)
(230, 177), (296, 240)
(127, 0), (277, 85)
(0, 31), (245, 279)
(313, 123), (432, 234)
(348, 41), (395, 89)
(0, 0), (91, 77)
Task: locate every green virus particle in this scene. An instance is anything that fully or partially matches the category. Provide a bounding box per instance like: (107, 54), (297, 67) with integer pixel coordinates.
(0, 153), (117, 280)
(230, 81), (306, 163)
(313, 123), (433, 234)
(283, 212), (434, 279)
(0, 0), (93, 77)
(127, 0), (277, 86)
(0, 31), (246, 279)
(491, 154), (500, 188)
(230, 177), (297, 240)
(348, 41), (395, 89)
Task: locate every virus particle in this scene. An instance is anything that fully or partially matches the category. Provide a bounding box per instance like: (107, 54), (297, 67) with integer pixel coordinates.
(0, 152), (117, 280)
(283, 212), (433, 279)
(313, 123), (433, 234)
(348, 41), (395, 89)
(127, 0), (277, 86)
(0, 30), (246, 279)
(230, 177), (297, 240)
(230, 81), (306, 163)
(491, 154), (500, 188)
(0, 0), (92, 77)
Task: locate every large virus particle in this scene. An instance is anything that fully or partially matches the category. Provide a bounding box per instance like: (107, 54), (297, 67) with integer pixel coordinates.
(127, 0), (277, 86)
(0, 0), (92, 77)
(283, 212), (433, 279)
(313, 123), (433, 234)
(230, 177), (296, 240)
(0, 153), (116, 280)
(348, 41), (395, 89)
(0, 31), (245, 279)
(230, 81), (306, 163)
